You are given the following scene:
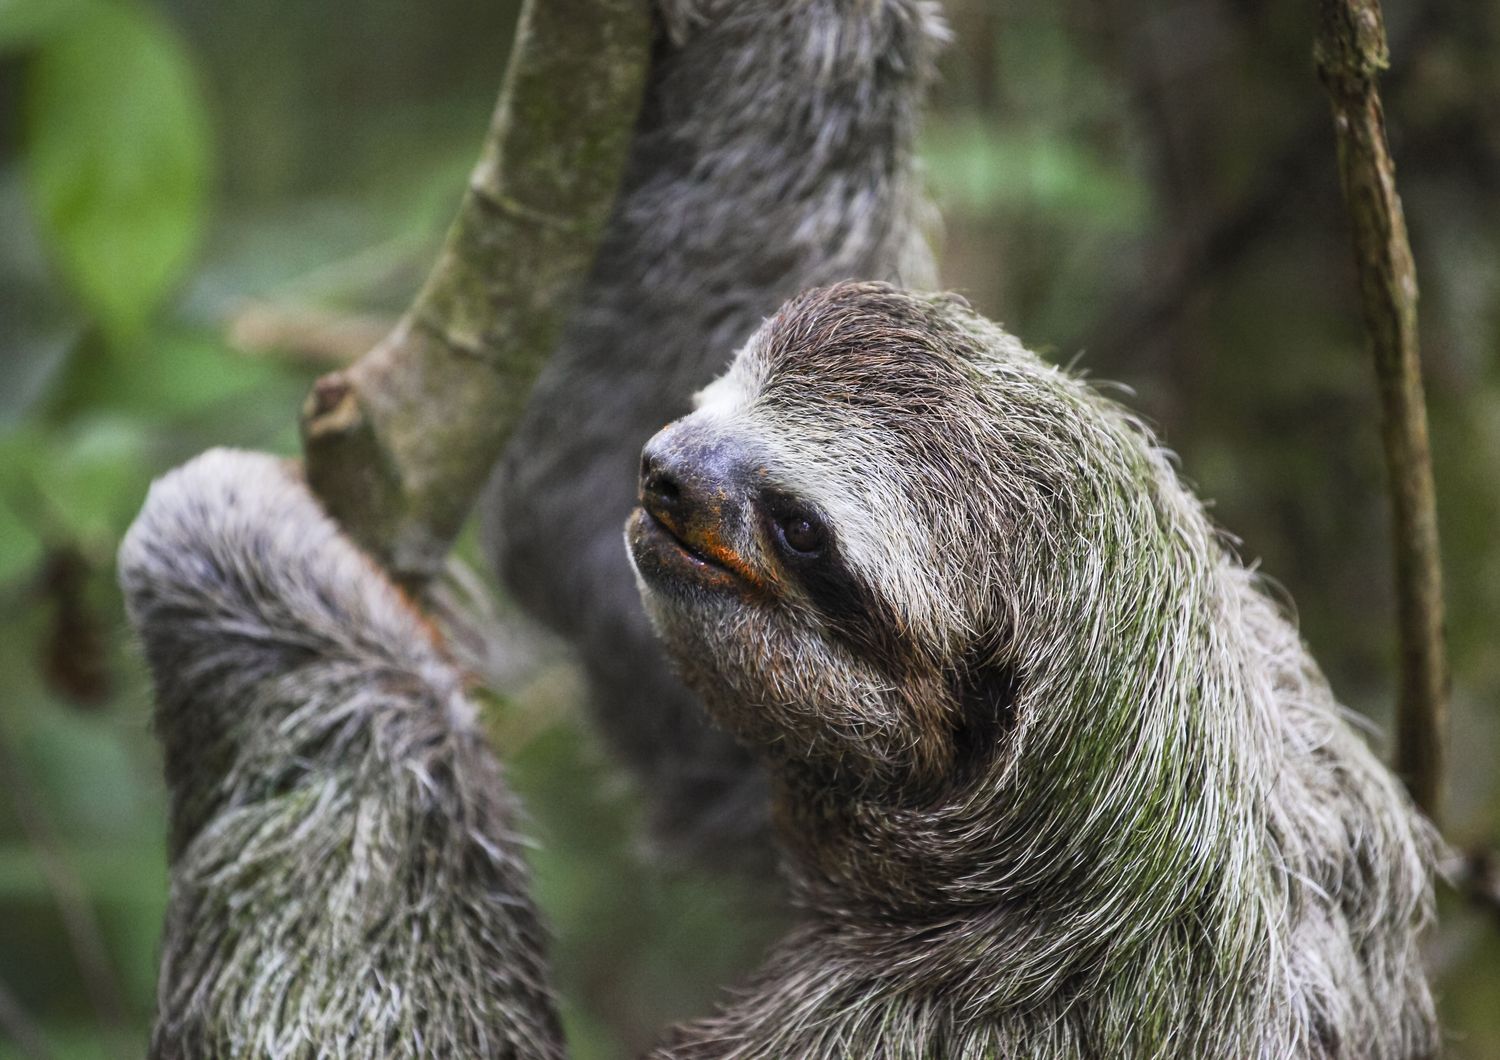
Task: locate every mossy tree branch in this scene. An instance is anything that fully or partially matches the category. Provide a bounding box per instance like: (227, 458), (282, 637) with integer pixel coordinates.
(300, 0), (651, 583)
(1315, 0), (1448, 819)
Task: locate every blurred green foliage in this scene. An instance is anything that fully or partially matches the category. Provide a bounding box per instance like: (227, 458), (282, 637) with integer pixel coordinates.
(23, 2), (210, 339)
(1, 0), (1497, 1057)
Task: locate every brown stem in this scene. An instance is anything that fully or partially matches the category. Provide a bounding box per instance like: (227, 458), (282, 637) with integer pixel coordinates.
(1315, 0), (1448, 819)
(300, 0), (651, 582)
(227, 301), (391, 368)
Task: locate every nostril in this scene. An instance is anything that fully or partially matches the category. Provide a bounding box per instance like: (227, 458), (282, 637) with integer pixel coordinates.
(647, 472), (680, 505)
(653, 475), (680, 503)
(640, 451), (682, 512)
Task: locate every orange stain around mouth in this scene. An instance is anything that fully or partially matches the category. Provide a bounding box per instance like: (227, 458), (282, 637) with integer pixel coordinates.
(690, 521), (771, 594)
(640, 489), (776, 597)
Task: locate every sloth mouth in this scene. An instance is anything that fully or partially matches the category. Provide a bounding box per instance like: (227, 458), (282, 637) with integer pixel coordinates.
(644, 507), (728, 571)
(627, 506), (749, 592)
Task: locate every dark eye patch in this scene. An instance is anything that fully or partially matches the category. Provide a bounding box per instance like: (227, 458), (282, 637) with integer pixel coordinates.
(759, 490), (920, 674)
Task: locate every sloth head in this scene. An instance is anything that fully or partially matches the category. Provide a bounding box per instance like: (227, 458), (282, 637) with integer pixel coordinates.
(627, 281), (1224, 819)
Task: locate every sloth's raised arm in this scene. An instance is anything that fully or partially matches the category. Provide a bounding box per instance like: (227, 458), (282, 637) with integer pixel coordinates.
(120, 449), (564, 1060)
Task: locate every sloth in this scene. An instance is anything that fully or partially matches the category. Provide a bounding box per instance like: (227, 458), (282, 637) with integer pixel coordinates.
(122, 280), (1437, 1058)
(624, 281), (1438, 1057)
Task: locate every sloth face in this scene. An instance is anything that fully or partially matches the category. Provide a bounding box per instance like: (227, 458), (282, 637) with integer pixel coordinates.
(626, 282), (1064, 798)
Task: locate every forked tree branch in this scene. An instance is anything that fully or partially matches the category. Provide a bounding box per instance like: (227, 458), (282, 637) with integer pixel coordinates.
(300, 0), (651, 583)
(1315, 0), (1448, 819)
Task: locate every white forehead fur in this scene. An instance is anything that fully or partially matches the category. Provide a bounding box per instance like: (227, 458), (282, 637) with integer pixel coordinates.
(691, 348), (956, 646)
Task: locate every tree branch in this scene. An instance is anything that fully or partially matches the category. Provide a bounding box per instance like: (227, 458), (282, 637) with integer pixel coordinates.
(228, 300), (390, 368)
(300, 0), (651, 582)
(1315, 0), (1448, 819)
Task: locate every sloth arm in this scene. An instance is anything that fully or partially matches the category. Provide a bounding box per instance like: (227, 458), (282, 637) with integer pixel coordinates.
(121, 449), (565, 1059)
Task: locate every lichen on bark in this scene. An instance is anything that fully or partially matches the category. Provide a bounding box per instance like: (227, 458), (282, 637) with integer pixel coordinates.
(300, 0), (651, 584)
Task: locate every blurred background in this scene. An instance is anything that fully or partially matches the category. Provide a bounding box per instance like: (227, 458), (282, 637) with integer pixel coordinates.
(0, 0), (1496, 1056)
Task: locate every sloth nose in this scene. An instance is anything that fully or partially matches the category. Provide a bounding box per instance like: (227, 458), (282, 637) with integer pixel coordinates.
(638, 426), (742, 532)
(640, 450), (683, 519)
(636, 423), (769, 590)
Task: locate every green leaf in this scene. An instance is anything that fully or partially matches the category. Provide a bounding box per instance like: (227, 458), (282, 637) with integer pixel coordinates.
(0, 844), (165, 905)
(0, 428), (47, 584)
(58, 329), (294, 420)
(45, 418), (156, 541)
(0, 420), (154, 549)
(24, 3), (211, 338)
(0, 484), (44, 586)
(0, 0), (89, 50)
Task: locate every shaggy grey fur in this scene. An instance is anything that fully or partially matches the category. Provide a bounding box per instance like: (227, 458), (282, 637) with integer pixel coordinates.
(120, 451), (562, 1059)
(628, 282), (1439, 1058)
(484, 0), (944, 861)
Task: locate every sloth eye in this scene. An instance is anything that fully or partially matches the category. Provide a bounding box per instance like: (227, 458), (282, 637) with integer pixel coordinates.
(775, 511), (826, 556)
